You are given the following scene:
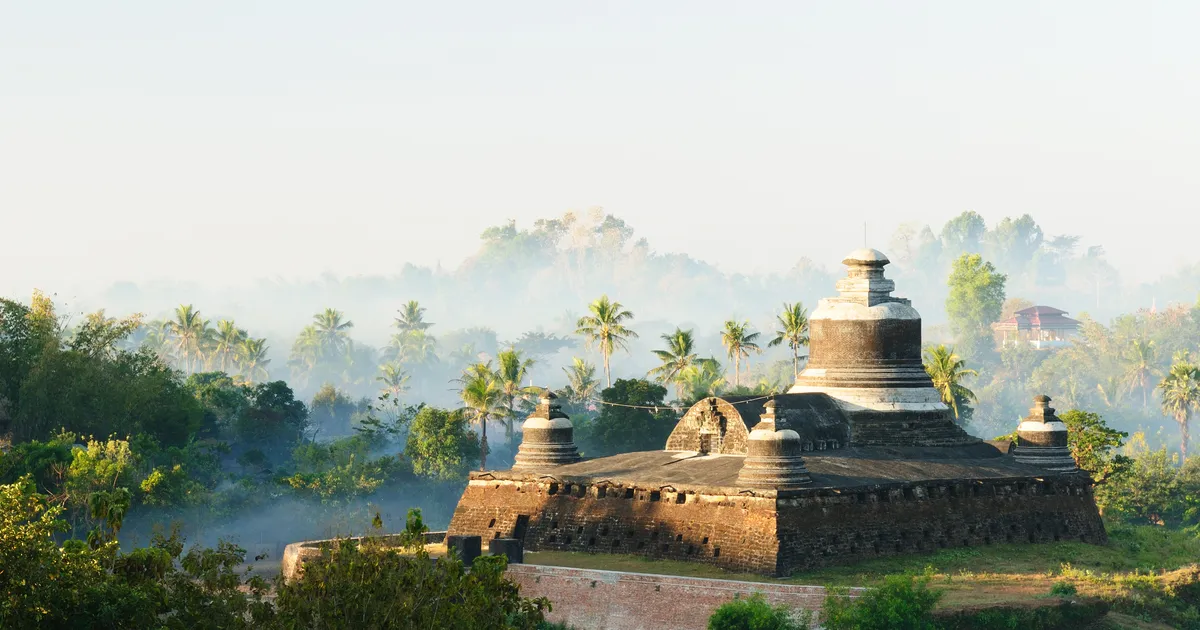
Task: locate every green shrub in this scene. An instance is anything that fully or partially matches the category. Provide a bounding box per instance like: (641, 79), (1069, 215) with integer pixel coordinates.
(932, 599), (1108, 630)
(1048, 581), (1077, 597)
(708, 593), (811, 630)
(822, 573), (943, 630)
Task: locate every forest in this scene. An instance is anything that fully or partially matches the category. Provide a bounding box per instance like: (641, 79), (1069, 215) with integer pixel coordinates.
(2, 209), (1200, 627)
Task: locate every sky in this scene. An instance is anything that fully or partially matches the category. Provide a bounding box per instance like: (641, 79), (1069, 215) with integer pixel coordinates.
(3, 1), (1198, 297)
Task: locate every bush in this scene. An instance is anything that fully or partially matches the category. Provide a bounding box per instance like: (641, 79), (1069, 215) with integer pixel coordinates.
(708, 593), (811, 630)
(1048, 581), (1077, 597)
(822, 573), (943, 630)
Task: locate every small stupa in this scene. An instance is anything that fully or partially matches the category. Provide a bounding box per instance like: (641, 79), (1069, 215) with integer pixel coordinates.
(511, 389), (581, 471)
(736, 397), (812, 488)
(1011, 395), (1078, 472)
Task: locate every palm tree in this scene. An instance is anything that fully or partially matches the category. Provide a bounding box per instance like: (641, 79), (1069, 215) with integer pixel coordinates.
(313, 308), (354, 356)
(289, 324), (323, 379)
(679, 358), (727, 402)
(1158, 361), (1200, 459)
(721, 320), (762, 388)
(647, 328), (697, 401)
(235, 337), (271, 384)
(211, 320), (246, 373)
(395, 300), (433, 333)
(496, 348), (537, 446)
(575, 295), (638, 387)
(167, 304), (209, 374)
(1123, 339), (1160, 410)
(376, 362), (410, 398)
(391, 329), (438, 366)
(768, 302), (810, 379)
(458, 361), (503, 470)
(562, 357), (599, 408)
(923, 345), (978, 420)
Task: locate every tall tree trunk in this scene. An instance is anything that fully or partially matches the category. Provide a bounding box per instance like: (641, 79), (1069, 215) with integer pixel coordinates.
(604, 351), (611, 387)
(792, 346), (799, 379)
(480, 415), (489, 470)
(506, 396), (515, 446)
(1180, 412), (1190, 460)
(734, 353), (740, 388)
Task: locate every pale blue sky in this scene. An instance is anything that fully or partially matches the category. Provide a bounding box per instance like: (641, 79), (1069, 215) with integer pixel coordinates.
(2, 2), (1197, 296)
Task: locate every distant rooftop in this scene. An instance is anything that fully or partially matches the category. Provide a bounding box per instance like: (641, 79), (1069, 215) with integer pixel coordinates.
(994, 305), (1080, 331)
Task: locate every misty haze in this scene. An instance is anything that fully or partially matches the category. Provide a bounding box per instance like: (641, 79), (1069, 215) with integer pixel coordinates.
(3, 3), (1200, 629)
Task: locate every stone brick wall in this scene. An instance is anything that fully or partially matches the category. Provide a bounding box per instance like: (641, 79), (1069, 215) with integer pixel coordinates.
(448, 478), (782, 574)
(807, 318), (923, 369)
(506, 564), (859, 630)
(448, 475), (1105, 577)
(774, 477), (1106, 574)
(665, 397), (751, 455)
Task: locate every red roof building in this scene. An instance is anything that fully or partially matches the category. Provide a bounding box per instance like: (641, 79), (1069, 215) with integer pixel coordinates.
(993, 306), (1080, 349)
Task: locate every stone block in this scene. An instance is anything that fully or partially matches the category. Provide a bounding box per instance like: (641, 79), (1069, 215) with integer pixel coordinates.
(447, 535), (482, 566)
(489, 537), (524, 564)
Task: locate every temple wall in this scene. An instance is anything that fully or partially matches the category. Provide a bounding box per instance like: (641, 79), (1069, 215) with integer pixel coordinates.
(447, 478), (781, 574)
(448, 475), (1105, 578)
(774, 476), (1106, 574)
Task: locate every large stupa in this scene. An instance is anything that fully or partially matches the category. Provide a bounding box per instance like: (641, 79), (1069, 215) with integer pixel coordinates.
(446, 249), (1105, 576)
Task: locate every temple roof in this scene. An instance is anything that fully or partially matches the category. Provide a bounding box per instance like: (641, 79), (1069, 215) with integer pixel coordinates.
(483, 443), (1059, 494)
(994, 305), (1081, 331)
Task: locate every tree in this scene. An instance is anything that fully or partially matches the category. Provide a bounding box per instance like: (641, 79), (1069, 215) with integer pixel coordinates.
(211, 320), (245, 373)
(561, 357), (599, 414)
(940, 210), (987, 256)
(234, 337), (271, 384)
(721, 320), (761, 388)
(376, 362), (410, 398)
(945, 254), (1007, 359)
(679, 358), (727, 403)
(922, 345), (978, 421)
(167, 305), (211, 375)
(312, 308), (354, 357)
(575, 295), (638, 387)
(648, 328), (698, 401)
(768, 302), (810, 379)
(1158, 361), (1200, 459)
(405, 407), (481, 481)
(579, 379), (675, 456)
(1058, 409), (1132, 487)
(1123, 339), (1160, 410)
(458, 362), (503, 470)
(495, 349), (536, 446)
(234, 381), (308, 445)
(394, 300), (432, 334)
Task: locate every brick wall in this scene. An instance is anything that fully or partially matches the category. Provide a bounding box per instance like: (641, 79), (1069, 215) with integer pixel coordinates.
(448, 475), (1106, 577)
(505, 564), (861, 630)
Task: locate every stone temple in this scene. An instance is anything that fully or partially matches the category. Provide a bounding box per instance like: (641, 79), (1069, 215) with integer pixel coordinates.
(447, 249), (1106, 576)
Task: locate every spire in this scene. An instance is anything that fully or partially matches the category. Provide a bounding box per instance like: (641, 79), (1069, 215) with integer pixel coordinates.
(832, 249), (907, 307)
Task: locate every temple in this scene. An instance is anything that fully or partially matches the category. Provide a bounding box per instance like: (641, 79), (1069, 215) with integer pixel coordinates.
(993, 305), (1081, 349)
(446, 249), (1105, 576)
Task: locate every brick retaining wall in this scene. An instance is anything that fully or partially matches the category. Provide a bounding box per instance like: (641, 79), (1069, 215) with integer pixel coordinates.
(506, 564), (861, 630)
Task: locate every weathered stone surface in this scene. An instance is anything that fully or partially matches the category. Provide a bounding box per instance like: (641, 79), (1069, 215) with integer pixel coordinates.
(737, 398), (812, 489)
(1013, 396), (1077, 473)
(790, 249), (976, 447)
(513, 390), (581, 471)
(447, 471), (1105, 577)
(446, 534), (481, 565)
(489, 538), (524, 564)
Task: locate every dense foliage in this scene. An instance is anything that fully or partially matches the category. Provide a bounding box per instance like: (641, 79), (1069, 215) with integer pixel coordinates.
(708, 593), (810, 630)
